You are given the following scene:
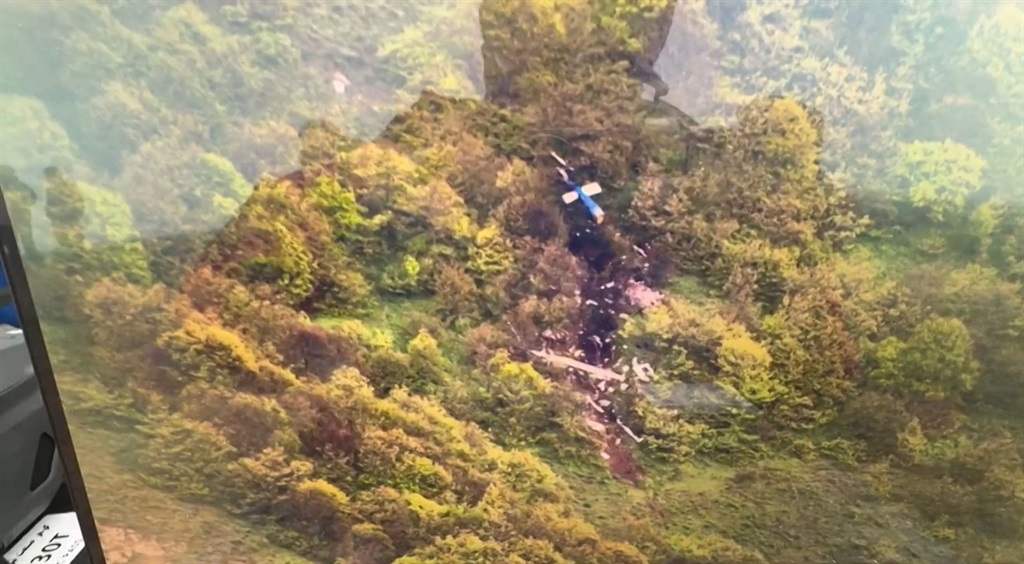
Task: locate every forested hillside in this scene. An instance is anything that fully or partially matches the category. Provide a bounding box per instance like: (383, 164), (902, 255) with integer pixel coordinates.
(1, 1), (1022, 563)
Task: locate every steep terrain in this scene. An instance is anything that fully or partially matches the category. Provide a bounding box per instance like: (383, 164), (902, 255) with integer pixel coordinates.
(3, 1), (1022, 563)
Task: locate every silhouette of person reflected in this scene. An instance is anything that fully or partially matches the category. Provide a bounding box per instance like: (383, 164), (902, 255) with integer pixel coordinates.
(42, 166), (87, 250)
(0, 165), (41, 262)
(0, 259), (18, 327)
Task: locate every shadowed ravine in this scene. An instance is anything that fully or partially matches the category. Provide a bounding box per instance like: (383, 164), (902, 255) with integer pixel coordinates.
(557, 199), (655, 483)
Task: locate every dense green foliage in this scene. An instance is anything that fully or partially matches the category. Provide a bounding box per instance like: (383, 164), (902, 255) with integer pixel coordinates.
(2, 1), (1022, 563)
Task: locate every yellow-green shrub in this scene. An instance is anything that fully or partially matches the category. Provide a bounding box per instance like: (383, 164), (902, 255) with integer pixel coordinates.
(660, 533), (767, 564)
(865, 315), (979, 401)
(157, 314), (298, 394)
(137, 414), (237, 498)
(222, 447), (314, 515)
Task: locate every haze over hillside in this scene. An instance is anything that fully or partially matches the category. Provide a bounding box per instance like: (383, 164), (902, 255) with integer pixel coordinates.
(1, 1), (1021, 563)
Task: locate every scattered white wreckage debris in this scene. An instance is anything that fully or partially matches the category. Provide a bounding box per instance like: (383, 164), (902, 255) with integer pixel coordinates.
(631, 357), (654, 382)
(617, 419), (644, 443)
(600, 451), (612, 460)
(331, 71), (351, 94)
(585, 419), (607, 433)
(530, 350), (627, 382)
(625, 280), (665, 309)
(587, 398), (606, 413)
(506, 320), (524, 344)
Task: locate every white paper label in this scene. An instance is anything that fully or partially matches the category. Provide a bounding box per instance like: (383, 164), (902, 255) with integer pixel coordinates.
(4, 512), (85, 564)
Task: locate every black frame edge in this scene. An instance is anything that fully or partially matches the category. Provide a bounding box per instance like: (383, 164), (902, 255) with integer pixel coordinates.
(0, 187), (107, 564)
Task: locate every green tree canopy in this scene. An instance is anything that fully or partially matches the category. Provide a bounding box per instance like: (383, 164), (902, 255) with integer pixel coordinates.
(891, 140), (986, 223)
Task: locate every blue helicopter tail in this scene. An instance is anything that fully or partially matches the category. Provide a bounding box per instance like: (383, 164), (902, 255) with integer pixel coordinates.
(579, 191), (605, 223)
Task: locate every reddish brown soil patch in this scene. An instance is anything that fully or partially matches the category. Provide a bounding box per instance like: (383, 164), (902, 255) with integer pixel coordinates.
(604, 434), (643, 484)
